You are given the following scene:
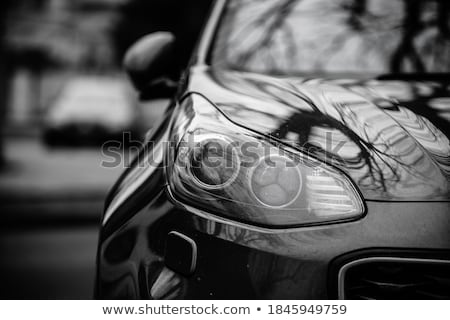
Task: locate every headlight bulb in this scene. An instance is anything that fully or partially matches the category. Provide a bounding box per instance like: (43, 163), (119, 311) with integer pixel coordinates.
(188, 134), (240, 190)
(250, 154), (302, 208)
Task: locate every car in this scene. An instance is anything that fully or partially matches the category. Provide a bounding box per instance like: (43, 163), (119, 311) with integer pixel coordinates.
(43, 75), (138, 146)
(96, 0), (450, 299)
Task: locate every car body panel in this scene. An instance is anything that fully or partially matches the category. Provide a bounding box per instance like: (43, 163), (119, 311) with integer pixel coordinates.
(96, 0), (450, 300)
(187, 67), (450, 201)
(96, 110), (450, 299)
(97, 169), (450, 299)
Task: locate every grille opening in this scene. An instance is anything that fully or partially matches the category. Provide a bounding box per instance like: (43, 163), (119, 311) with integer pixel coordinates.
(341, 259), (450, 300)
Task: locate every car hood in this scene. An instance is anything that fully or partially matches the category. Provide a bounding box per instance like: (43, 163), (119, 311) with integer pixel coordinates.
(186, 66), (450, 201)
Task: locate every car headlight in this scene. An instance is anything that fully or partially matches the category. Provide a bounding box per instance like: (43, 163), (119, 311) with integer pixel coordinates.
(167, 94), (365, 228)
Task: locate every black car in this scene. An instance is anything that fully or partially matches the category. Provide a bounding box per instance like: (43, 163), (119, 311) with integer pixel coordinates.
(96, 0), (450, 299)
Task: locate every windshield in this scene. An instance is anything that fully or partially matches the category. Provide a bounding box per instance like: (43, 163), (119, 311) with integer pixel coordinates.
(210, 0), (450, 77)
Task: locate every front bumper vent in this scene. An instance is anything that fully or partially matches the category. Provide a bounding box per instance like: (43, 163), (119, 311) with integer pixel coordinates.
(338, 258), (450, 299)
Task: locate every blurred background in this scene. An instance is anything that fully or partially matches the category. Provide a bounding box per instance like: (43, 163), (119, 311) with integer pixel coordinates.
(0, 0), (212, 299)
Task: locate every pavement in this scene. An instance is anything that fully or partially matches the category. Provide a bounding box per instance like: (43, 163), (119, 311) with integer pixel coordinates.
(0, 135), (127, 299)
(0, 226), (98, 299)
(0, 136), (126, 224)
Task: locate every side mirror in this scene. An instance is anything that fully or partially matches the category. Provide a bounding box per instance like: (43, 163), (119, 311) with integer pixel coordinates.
(123, 32), (178, 98)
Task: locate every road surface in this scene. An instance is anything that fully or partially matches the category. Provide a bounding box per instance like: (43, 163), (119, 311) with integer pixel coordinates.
(0, 136), (127, 298)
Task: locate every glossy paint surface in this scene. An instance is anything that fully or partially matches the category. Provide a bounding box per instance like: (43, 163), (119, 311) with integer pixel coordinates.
(188, 67), (450, 201)
(96, 80), (450, 298)
(97, 169), (450, 299)
(97, 0), (450, 299)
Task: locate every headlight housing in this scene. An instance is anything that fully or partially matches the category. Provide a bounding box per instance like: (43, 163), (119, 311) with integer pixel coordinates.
(167, 94), (365, 228)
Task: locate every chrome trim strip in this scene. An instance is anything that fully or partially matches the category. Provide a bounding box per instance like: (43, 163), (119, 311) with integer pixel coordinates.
(337, 256), (450, 299)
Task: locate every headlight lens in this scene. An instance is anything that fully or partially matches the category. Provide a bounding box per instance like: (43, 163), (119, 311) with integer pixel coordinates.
(167, 94), (365, 228)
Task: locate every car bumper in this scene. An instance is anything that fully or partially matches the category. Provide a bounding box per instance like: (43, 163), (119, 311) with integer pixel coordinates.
(96, 182), (450, 299)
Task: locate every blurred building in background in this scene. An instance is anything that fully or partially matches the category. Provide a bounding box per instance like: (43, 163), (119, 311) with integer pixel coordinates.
(0, 0), (211, 150)
(3, 0), (124, 133)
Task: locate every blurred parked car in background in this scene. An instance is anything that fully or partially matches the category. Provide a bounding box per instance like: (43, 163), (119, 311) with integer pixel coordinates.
(43, 75), (138, 146)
